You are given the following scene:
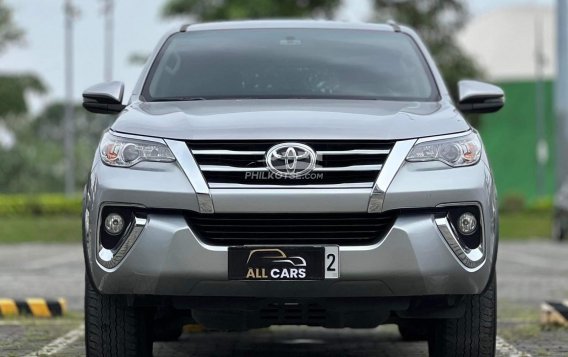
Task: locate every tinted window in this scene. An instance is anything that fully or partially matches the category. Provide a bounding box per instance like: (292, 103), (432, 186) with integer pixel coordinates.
(143, 28), (438, 101)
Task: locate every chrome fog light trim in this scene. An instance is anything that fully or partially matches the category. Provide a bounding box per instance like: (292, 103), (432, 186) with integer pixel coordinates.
(97, 216), (147, 269)
(435, 216), (484, 270)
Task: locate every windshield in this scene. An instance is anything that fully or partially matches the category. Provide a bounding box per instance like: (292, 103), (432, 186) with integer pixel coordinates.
(143, 28), (439, 102)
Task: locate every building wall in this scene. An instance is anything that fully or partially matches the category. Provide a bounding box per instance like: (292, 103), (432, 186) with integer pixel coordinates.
(478, 80), (555, 202)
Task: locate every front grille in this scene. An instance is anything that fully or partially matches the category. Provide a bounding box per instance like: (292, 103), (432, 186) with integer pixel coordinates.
(187, 140), (395, 187)
(186, 211), (398, 245)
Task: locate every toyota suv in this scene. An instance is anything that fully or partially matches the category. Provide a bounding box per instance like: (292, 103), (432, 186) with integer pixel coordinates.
(82, 20), (504, 357)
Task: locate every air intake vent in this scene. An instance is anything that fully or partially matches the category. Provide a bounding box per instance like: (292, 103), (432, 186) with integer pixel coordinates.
(187, 140), (395, 187)
(259, 302), (327, 325)
(186, 211), (397, 246)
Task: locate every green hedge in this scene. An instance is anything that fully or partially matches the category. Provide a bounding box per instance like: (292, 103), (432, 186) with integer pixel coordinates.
(0, 193), (555, 217)
(0, 194), (82, 216)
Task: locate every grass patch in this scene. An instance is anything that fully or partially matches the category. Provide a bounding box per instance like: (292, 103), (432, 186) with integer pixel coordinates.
(0, 216), (80, 243)
(497, 301), (542, 346)
(500, 211), (551, 240)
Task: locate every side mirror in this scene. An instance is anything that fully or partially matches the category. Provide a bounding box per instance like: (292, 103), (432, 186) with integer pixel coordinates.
(82, 81), (126, 114)
(457, 80), (505, 114)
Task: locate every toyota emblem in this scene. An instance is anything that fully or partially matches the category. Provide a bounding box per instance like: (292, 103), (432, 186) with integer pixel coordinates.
(266, 143), (317, 178)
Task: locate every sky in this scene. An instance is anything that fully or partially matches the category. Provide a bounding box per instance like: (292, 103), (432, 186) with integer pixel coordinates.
(0, 0), (555, 114)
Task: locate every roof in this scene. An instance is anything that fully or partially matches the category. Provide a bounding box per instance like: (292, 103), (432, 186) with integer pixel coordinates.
(181, 20), (397, 33)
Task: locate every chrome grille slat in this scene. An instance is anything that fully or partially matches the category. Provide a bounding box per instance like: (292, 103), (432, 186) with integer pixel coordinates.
(313, 164), (382, 172)
(192, 150), (266, 155)
(317, 149), (390, 155)
(186, 141), (395, 187)
(200, 165), (269, 172)
(207, 182), (374, 188)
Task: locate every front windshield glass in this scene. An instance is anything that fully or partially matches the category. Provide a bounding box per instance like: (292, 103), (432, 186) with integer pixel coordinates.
(143, 28), (439, 102)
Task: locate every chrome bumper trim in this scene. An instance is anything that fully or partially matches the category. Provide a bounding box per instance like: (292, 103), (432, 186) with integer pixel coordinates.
(97, 215), (147, 269)
(434, 216), (484, 270)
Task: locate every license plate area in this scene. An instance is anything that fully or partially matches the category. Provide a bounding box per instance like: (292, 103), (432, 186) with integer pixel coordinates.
(228, 246), (339, 281)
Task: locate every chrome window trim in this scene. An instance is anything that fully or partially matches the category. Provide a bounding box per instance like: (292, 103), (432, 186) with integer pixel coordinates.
(367, 139), (416, 213)
(165, 139), (215, 214)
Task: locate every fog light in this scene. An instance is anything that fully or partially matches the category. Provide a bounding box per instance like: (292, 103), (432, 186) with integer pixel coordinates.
(104, 213), (125, 236)
(457, 212), (477, 235)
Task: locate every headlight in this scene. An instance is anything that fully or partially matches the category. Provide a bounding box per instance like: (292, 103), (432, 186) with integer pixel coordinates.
(406, 132), (482, 167)
(100, 132), (175, 167)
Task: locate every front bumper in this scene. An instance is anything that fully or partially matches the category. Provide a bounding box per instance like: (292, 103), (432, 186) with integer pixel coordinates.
(86, 210), (494, 297)
(84, 138), (497, 298)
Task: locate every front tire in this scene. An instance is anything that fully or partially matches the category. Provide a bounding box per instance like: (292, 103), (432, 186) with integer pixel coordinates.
(428, 274), (496, 357)
(85, 275), (154, 357)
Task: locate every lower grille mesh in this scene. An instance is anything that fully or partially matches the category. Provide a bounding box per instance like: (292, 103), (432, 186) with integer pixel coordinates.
(260, 302), (326, 325)
(186, 211), (397, 245)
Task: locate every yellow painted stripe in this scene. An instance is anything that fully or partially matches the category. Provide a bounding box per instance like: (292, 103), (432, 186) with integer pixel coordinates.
(0, 299), (18, 316)
(58, 298), (68, 316)
(26, 298), (51, 318)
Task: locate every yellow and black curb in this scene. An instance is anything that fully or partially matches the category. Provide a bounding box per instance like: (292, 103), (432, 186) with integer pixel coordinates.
(540, 301), (568, 328)
(0, 298), (67, 318)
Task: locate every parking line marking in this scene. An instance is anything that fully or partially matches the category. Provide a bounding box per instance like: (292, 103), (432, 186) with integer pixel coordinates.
(23, 324), (84, 357)
(496, 336), (532, 357)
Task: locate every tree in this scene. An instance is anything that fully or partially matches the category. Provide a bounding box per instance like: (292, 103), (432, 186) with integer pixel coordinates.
(0, 0), (22, 54)
(372, 0), (482, 101)
(122, 0), (342, 67)
(0, 103), (114, 193)
(0, 74), (45, 118)
(162, 0), (340, 20)
(0, 1), (45, 123)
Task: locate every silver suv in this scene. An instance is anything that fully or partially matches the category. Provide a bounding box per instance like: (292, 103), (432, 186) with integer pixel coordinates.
(82, 20), (504, 357)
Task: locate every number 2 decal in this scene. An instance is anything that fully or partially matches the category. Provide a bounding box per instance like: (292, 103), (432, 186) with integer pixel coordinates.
(324, 247), (339, 279)
(326, 254), (336, 271)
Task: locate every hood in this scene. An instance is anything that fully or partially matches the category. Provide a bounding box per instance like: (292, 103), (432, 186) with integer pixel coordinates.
(111, 99), (470, 141)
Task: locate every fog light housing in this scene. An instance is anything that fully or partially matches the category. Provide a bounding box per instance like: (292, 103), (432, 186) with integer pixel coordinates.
(104, 213), (125, 236)
(457, 212), (477, 235)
